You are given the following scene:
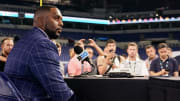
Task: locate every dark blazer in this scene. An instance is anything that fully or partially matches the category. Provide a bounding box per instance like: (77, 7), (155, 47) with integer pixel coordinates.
(4, 27), (73, 101)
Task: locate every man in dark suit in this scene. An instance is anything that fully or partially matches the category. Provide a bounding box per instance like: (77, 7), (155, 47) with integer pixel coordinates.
(4, 5), (73, 101)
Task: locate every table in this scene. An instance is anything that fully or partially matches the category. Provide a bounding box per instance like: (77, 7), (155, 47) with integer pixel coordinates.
(65, 76), (149, 101)
(149, 77), (180, 101)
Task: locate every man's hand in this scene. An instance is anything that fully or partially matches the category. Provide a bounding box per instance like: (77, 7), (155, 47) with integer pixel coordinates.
(105, 52), (116, 65)
(161, 69), (169, 75)
(78, 39), (85, 44)
(88, 39), (97, 47)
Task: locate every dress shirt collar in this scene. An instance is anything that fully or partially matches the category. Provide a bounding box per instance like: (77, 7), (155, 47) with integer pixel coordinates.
(126, 57), (141, 63)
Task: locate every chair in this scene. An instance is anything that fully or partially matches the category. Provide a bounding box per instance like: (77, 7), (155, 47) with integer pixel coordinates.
(0, 72), (25, 101)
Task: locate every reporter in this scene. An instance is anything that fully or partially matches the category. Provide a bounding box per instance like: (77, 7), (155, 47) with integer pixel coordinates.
(68, 39), (104, 76)
(97, 39), (125, 75)
(68, 42), (92, 76)
(150, 43), (179, 77)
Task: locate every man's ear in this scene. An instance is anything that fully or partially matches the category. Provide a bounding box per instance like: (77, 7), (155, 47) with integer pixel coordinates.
(37, 16), (45, 29)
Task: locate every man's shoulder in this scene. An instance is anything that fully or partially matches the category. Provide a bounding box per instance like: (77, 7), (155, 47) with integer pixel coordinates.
(97, 55), (105, 60)
(150, 57), (160, 66)
(24, 28), (52, 46)
(169, 57), (177, 62)
(175, 55), (180, 63)
(12, 28), (54, 55)
(152, 57), (160, 62)
(135, 59), (146, 66)
(118, 55), (125, 62)
(69, 56), (79, 62)
(175, 55), (180, 59)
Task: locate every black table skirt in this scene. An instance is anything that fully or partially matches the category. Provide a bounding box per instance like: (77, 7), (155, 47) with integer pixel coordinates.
(65, 77), (149, 101)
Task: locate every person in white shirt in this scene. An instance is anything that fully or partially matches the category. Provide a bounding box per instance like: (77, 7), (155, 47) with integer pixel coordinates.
(120, 42), (149, 76)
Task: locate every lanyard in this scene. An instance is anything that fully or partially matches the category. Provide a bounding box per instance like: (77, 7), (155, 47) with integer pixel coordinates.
(129, 61), (136, 73)
(104, 56), (117, 74)
(160, 59), (169, 70)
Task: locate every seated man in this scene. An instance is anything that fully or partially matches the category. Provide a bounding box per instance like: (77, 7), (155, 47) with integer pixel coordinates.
(120, 42), (149, 76)
(0, 37), (14, 72)
(145, 45), (158, 70)
(175, 55), (180, 76)
(68, 39), (104, 76)
(167, 47), (173, 57)
(97, 39), (125, 75)
(150, 43), (179, 77)
(68, 41), (92, 76)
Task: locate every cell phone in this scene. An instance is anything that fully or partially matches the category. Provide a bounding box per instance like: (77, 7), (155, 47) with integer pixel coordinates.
(165, 68), (169, 72)
(109, 49), (113, 53)
(84, 40), (89, 44)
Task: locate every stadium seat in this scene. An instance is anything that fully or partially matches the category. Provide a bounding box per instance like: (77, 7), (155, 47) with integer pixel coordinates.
(0, 72), (25, 101)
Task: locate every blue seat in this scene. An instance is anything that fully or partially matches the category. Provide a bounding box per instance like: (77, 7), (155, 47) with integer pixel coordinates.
(0, 72), (25, 101)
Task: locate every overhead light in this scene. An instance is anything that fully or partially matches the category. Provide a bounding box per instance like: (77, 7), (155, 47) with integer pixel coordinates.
(154, 18), (159, 21)
(132, 19), (137, 22)
(165, 17), (169, 20)
(127, 19), (131, 22)
(155, 13), (159, 17)
(171, 17), (175, 20)
(122, 19), (126, 22)
(159, 16), (164, 21)
(144, 19), (148, 22)
(138, 18), (142, 22)
(115, 18), (120, 23)
(109, 16), (113, 19)
(0, 11), (18, 17)
(149, 18), (153, 21)
(177, 17), (180, 19)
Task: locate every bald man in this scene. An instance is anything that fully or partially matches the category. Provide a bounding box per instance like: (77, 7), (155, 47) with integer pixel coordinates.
(4, 6), (73, 101)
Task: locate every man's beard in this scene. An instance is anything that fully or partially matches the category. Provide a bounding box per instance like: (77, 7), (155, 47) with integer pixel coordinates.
(4, 50), (10, 56)
(149, 55), (155, 60)
(161, 55), (168, 60)
(44, 28), (59, 39)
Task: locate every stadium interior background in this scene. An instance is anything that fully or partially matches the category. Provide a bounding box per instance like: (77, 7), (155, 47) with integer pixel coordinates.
(1, 0), (180, 66)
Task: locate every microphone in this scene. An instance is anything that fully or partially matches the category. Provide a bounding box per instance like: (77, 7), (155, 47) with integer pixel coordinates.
(74, 46), (88, 61)
(74, 46), (95, 75)
(74, 46), (91, 64)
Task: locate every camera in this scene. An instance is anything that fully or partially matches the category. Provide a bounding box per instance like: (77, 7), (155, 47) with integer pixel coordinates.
(109, 49), (113, 53)
(84, 40), (90, 44)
